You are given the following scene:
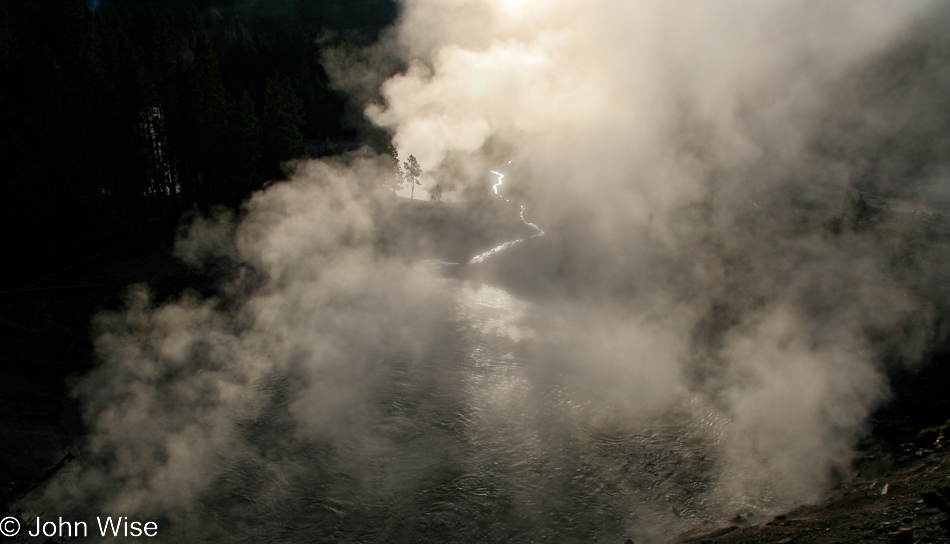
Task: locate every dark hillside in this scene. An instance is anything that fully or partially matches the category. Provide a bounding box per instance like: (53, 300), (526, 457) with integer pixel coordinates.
(0, 0), (398, 282)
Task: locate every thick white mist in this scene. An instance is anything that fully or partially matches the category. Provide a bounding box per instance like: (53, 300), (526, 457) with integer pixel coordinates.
(366, 0), (941, 511)
(22, 1), (950, 542)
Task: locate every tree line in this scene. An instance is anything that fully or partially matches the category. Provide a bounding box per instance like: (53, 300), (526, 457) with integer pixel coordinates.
(0, 1), (387, 276)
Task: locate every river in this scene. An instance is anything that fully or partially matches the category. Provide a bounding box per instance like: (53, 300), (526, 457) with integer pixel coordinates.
(16, 184), (743, 544)
(189, 279), (725, 544)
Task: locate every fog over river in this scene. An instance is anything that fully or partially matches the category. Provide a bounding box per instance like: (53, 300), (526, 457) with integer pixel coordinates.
(19, 249), (751, 543)
(16, 0), (950, 542)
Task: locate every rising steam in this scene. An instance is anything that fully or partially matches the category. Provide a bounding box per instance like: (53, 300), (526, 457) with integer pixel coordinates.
(21, 1), (950, 542)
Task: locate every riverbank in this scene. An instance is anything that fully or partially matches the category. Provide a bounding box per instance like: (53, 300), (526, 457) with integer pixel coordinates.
(373, 195), (537, 263)
(678, 442), (950, 544)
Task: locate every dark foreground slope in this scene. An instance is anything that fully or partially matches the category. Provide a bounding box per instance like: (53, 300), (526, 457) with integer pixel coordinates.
(679, 444), (950, 544)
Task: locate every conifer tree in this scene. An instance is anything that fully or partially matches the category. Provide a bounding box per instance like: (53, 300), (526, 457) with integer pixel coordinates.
(404, 154), (420, 200)
(388, 144), (403, 195)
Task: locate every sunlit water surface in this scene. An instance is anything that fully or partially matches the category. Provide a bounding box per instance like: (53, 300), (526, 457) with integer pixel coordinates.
(21, 271), (747, 544)
(192, 279), (727, 544)
(13, 174), (774, 544)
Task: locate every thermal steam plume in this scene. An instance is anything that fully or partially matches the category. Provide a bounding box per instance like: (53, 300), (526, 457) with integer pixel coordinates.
(359, 0), (947, 503)
(19, 0), (950, 542)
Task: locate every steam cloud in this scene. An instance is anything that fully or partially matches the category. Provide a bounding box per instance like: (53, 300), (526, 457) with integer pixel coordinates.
(24, 1), (950, 542)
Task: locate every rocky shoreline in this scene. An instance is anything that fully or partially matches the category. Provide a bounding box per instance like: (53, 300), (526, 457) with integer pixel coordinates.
(674, 443), (950, 544)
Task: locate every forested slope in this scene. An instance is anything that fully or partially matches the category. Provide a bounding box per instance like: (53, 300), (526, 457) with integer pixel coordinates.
(0, 0), (395, 279)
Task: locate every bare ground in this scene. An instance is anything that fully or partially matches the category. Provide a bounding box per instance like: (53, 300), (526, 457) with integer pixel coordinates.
(677, 443), (950, 544)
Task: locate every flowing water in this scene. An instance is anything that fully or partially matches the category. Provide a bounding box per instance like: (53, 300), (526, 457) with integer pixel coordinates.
(186, 280), (728, 544)
(16, 275), (734, 544)
(19, 190), (742, 544)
